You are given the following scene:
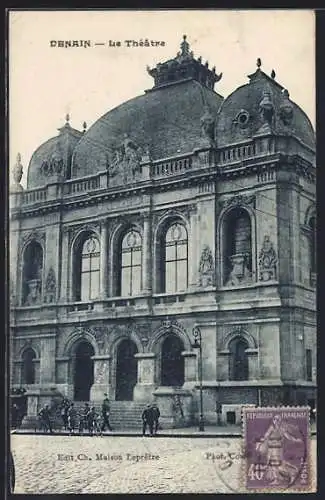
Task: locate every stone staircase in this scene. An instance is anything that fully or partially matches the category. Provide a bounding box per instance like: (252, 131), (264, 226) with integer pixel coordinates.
(73, 401), (148, 430)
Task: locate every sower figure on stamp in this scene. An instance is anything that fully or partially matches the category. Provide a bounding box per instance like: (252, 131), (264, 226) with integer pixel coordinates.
(101, 393), (113, 432)
(142, 404), (154, 436)
(38, 404), (53, 434)
(151, 403), (160, 435)
(256, 414), (303, 485)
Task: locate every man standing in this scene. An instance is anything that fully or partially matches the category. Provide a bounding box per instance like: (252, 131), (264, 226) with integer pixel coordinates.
(87, 406), (98, 436)
(38, 404), (53, 434)
(101, 393), (113, 432)
(67, 403), (77, 435)
(151, 403), (161, 435)
(142, 404), (154, 436)
(79, 402), (90, 433)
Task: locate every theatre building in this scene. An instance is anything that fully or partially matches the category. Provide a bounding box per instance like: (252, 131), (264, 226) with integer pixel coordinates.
(9, 36), (316, 427)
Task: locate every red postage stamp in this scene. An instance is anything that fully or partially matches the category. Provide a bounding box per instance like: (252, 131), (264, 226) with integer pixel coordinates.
(242, 406), (311, 492)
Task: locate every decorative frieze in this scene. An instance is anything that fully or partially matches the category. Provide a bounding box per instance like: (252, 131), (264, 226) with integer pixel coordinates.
(218, 194), (255, 212)
(20, 229), (46, 251)
(259, 235), (277, 281)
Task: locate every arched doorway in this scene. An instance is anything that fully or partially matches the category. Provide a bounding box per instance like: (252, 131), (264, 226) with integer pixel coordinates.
(116, 339), (138, 401)
(161, 334), (184, 386)
(73, 341), (95, 401)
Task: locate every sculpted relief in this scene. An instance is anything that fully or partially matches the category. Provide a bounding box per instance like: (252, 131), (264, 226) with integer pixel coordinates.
(108, 134), (143, 186)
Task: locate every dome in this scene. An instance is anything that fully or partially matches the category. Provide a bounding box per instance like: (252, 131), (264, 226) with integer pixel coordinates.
(71, 80), (223, 178)
(27, 117), (83, 189)
(215, 67), (315, 150)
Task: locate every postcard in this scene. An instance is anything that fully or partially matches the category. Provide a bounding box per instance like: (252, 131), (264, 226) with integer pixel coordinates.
(8, 9), (316, 494)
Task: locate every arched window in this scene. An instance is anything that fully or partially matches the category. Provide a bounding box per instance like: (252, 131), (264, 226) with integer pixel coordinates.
(21, 348), (36, 384)
(223, 208), (252, 286)
(119, 230), (142, 296)
(22, 241), (43, 305)
(229, 337), (249, 381)
(162, 222), (188, 293)
(74, 235), (100, 301)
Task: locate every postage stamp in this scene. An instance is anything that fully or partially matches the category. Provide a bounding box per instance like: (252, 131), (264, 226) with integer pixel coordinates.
(242, 406), (311, 492)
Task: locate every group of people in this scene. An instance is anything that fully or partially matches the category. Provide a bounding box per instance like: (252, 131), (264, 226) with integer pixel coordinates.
(37, 395), (161, 436)
(37, 394), (113, 435)
(142, 403), (160, 436)
(59, 394), (113, 435)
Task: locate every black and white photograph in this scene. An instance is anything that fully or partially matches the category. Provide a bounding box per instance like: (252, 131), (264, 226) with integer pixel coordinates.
(8, 9), (317, 494)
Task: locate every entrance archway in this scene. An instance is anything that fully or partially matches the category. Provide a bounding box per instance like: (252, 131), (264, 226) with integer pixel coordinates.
(161, 334), (184, 386)
(73, 341), (95, 401)
(116, 339), (138, 401)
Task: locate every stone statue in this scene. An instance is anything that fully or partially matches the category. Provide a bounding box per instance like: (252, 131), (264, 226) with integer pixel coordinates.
(279, 89), (294, 126)
(259, 236), (277, 281)
(225, 253), (252, 287)
(198, 245), (215, 287)
(11, 153), (24, 192)
(44, 267), (56, 303)
(259, 87), (274, 128)
(200, 106), (215, 142)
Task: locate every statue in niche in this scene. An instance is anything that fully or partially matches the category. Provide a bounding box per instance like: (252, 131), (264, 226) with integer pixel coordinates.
(198, 245), (215, 287)
(25, 279), (41, 306)
(225, 253), (252, 287)
(44, 267), (56, 303)
(259, 236), (277, 281)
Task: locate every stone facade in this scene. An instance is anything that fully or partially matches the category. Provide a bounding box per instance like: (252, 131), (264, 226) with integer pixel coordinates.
(9, 38), (316, 425)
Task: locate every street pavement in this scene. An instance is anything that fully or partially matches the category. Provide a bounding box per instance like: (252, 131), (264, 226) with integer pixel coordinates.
(11, 434), (317, 494)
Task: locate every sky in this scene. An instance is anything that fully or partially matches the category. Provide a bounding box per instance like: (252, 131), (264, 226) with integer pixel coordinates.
(9, 9), (315, 188)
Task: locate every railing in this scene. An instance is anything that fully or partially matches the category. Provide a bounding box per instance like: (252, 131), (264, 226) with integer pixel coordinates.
(151, 156), (193, 178)
(21, 187), (47, 204)
(219, 143), (257, 164)
(64, 175), (100, 195)
(67, 302), (95, 312)
(153, 293), (187, 305)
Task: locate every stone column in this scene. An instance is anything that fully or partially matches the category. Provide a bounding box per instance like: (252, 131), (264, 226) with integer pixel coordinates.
(39, 335), (56, 386)
(182, 351), (197, 388)
(133, 353), (156, 401)
(142, 214), (152, 294)
(100, 220), (108, 298)
(90, 355), (111, 401)
(60, 229), (70, 301)
(188, 209), (198, 290)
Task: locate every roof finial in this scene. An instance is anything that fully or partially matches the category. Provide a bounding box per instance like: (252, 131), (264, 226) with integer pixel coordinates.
(271, 69), (276, 79)
(257, 58), (262, 68)
(180, 34), (190, 56)
(83, 121), (87, 132)
(65, 113), (70, 123)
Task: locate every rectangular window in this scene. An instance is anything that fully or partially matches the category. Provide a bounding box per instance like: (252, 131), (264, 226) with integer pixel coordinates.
(132, 266), (141, 295)
(165, 262), (176, 293)
(90, 270), (100, 299)
(81, 272), (90, 301)
(121, 267), (131, 296)
(306, 349), (312, 381)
